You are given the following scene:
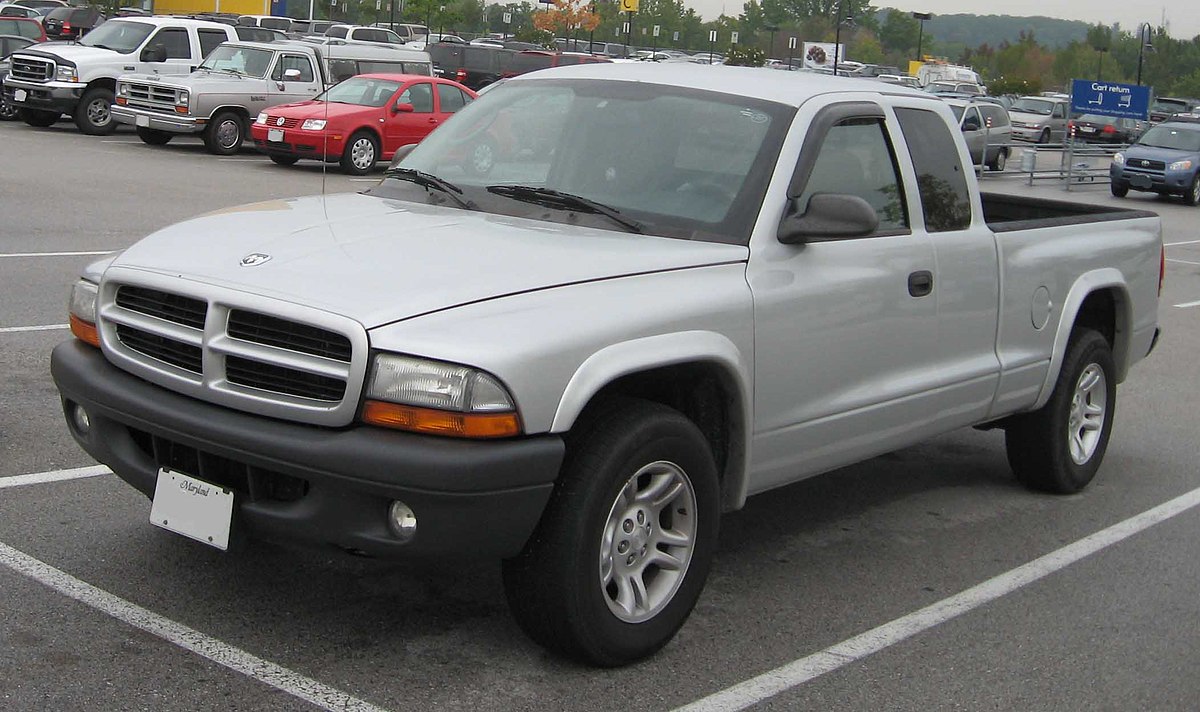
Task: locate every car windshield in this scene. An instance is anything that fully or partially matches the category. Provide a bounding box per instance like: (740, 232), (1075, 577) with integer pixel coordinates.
(200, 45), (274, 77)
(78, 20), (153, 53)
(317, 76), (402, 106)
(1010, 99), (1053, 115)
(1152, 99), (1189, 113)
(373, 78), (793, 245)
(1136, 125), (1200, 151)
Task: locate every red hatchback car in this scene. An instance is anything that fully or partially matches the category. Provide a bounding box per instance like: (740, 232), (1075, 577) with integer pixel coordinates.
(251, 74), (476, 175)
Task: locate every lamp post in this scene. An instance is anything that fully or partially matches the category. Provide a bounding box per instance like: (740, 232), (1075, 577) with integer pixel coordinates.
(1096, 46), (1107, 81)
(912, 11), (931, 63)
(832, 2), (854, 75)
(1136, 22), (1153, 85)
(766, 24), (778, 59)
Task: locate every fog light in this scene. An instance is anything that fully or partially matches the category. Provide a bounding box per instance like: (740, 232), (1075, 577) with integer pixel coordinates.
(388, 501), (417, 542)
(69, 402), (91, 436)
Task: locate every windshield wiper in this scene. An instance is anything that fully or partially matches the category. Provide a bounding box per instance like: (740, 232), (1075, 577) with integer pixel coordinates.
(485, 185), (642, 234)
(385, 168), (475, 210)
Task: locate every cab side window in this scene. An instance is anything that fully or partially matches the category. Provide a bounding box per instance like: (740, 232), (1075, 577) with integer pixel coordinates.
(398, 82), (434, 113)
(436, 83), (465, 113)
(272, 54), (315, 82)
(894, 107), (972, 232)
(198, 29), (227, 59)
(150, 28), (191, 59)
(795, 117), (909, 233)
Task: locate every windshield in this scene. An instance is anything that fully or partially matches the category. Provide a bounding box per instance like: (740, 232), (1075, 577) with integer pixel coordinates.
(318, 76), (403, 106)
(200, 45), (274, 77)
(1010, 98), (1053, 115)
(79, 20), (154, 53)
(374, 79), (793, 244)
(1136, 125), (1200, 151)
(1152, 99), (1189, 113)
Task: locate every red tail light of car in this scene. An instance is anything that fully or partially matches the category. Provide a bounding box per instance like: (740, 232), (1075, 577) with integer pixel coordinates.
(456, 68), (467, 83)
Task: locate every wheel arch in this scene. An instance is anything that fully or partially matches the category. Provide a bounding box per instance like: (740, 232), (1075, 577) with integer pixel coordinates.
(85, 77), (116, 93)
(208, 105), (251, 122)
(550, 332), (751, 512)
(1033, 270), (1132, 410)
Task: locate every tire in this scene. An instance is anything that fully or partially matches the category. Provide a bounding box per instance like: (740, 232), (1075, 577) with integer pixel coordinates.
(73, 86), (116, 135)
(20, 107), (59, 127)
(987, 148), (1007, 172)
(269, 154), (300, 166)
(1184, 175), (1200, 206)
(1110, 181), (1129, 198)
(1005, 329), (1116, 494)
(136, 127), (172, 146)
(502, 398), (720, 666)
(0, 97), (19, 121)
(1037, 128), (1051, 145)
(204, 111), (245, 155)
(340, 130), (378, 175)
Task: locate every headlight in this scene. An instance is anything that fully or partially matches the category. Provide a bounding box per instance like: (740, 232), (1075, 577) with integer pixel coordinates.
(1112, 152), (1125, 165)
(301, 119), (327, 131)
(55, 65), (78, 82)
(1169, 159), (1193, 171)
(116, 83), (129, 97)
(68, 279), (100, 348)
(256, 111), (268, 124)
(362, 353), (520, 438)
(175, 91), (189, 106)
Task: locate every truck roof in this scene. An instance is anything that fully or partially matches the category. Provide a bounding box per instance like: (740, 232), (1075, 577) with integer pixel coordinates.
(507, 63), (927, 107)
(125, 15), (242, 30)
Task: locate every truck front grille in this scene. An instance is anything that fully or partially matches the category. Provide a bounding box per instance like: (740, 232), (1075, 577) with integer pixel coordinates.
(10, 55), (52, 82)
(123, 81), (181, 111)
(99, 276), (368, 427)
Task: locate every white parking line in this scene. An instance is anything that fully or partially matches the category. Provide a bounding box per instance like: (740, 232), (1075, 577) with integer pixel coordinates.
(0, 324), (68, 334)
(0, 250), (114, 258)
(1166, 258), (1200, 266)
(673, 485), (1200, 712)
(1174, 300), (1200, 309)
(1164, 239), (1200, 246)
(0, 465), (110, 489)
(0, 542), (389, 712)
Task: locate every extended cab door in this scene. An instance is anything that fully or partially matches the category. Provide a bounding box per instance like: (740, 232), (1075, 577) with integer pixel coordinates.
(269, 52), (321, 104)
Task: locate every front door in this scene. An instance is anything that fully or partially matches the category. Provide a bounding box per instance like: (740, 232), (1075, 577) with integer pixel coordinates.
(269, 53), (320, 105)
(383, 80), (435, 150)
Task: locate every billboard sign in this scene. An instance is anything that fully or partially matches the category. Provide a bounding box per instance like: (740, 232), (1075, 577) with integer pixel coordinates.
(801, 42), (846, 70)
(1070, 79), (1151, 121)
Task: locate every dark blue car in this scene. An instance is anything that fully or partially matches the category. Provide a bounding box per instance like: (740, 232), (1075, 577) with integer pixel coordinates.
(1110, 121), (1200, 204)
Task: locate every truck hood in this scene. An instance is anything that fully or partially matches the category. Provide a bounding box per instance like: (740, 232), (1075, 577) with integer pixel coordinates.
(19, 44), (128, 65)
(119, 70), (262, 89)
(108, 192), (748, 329)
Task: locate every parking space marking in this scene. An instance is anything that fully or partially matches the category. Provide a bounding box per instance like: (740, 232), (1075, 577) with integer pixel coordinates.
(0, 324), (68, 334)
(0, 250), (114, 258)
(1174, 300), (1200, 309)
(1166, 258), (1200, 266)
(0, 541), (390, 712)
(1164, 239), (1200, 246)
(673, 485), (1200, 712)
(0, 465), (110, 489)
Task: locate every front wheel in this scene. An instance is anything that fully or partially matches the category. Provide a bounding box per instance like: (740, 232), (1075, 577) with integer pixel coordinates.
(1110, 181), (1129, 198)
(73, 87), (116, 135)
(1037, 128), (1051, 145)
(136, 127), (172, 146)
(1184, 175), (1200, 206)
(204, 111), (245, 155)
(502, 398), (719, 666)
(0, 97), (19, 121)
(340, 131), (378, 175)
(1005, 329), (1116, 493)
(268, 154), (299, 166)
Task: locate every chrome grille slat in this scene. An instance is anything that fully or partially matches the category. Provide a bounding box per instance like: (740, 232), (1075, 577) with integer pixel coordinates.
(10, 56), (52, 82)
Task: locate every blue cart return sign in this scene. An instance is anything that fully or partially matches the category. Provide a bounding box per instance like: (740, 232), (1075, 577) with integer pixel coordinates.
(1070, 79), (1150, 120)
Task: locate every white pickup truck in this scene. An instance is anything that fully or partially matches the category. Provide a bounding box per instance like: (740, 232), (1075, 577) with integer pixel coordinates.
(52, 65), (1163, 666)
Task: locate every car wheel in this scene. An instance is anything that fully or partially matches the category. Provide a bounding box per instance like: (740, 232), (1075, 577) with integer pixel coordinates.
(502, 398), (719, 666)
(1110, 181), (1129, 198)
(1185, 175), (1200, 206)
(0, 97), (19, 121)
(268, 154), (300, 166)
(1037, 128), (1051, 144)
(988, 148), (1008, 172)
(73, 86), (116, 135)
(204, 111), (245, 155)
(1005, 329), (1116, 494)
(340, 131), (378, 175)
(136, 127), (172, 146)
(19, 107), (60, 128)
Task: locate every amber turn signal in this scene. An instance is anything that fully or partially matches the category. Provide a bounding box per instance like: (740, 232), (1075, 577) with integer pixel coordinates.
(362, 400), (520, 439)
(70, 314), (100, 348)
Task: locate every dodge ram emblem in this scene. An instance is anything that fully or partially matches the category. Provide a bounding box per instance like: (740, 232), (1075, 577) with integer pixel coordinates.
(240, 253), (271, 267)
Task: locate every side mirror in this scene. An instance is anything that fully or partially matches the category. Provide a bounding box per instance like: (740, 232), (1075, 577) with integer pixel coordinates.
(962, 117), (981, 132)
(777, 194), (879, 245)
(282, 68), (301, 81)
(393, 102), (415, 113)
(387, 143), (418, 170)
(140, 43), (167, 62)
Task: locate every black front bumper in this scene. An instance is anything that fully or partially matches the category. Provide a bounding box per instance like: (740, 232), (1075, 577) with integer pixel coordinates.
(51, 341), (565, 559)
(2, 82), (80, 115)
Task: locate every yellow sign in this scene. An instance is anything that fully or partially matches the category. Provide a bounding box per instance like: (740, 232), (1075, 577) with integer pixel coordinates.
(620, 0), (639, 13)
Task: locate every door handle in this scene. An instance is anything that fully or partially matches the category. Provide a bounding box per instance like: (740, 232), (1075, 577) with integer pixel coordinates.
(428, 118), (439, 124)
(908, 270), (933, 297)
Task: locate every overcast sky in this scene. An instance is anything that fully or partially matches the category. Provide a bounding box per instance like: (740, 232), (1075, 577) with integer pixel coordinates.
(688, 0), (1200, 41)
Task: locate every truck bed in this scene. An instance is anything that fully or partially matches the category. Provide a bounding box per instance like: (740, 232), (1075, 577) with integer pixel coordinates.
(982, 192), (1158, 232)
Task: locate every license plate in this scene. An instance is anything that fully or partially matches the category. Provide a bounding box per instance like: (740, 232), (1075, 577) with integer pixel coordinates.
(149, 468), (234, 550)
(267, 128), (284, 142)
(1130, 175), (1153, 189)
(13, 89), (26, 102)
(136, 114), (150, 127)
(1079, 126), (1095, 133)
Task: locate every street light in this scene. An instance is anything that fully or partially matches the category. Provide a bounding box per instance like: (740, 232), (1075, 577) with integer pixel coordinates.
(912, 11), (931, 63)
(832, 1), (854, 75)
(1136, 22), (1154, 86)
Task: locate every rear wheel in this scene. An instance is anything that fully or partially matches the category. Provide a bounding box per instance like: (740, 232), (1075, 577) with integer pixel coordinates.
(73, 87), (116, 135)
(20, 107), (60, 127)
(1005, 329), (1116, 494)
(204, 111), (245, 155)
(268, 154), (300, 166)
(1110, 181), (1129, 198)
(136, 127), (172, 145)
(987, 148), (1008, 172)
(502, 398), (720, 666)
(340, 131), (378, 175)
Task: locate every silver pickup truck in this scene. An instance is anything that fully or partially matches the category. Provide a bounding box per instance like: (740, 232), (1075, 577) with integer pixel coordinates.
(112, 40), (433, 154)
(52, 65), (1162, 666)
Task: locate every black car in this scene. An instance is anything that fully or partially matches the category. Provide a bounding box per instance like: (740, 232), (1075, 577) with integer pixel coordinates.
(427, 43), (512, 91)
(42, 7), (104, 40)
(1068, 114), (1144, 144)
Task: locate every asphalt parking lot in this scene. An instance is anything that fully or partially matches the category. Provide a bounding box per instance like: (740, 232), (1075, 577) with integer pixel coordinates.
(3, 120), (1200, 711)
